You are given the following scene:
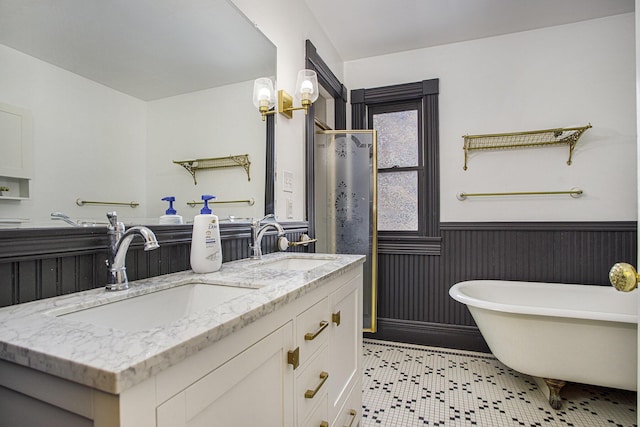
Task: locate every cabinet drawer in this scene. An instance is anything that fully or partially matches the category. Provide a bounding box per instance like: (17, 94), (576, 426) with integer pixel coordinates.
(156, 323), (293, 427)
(297, 297), (329, 363)
(302, 393), (329, 427)
(296, 346), (329, 423)
(328, 274), (361, 421)
(334, 378), (362, 427)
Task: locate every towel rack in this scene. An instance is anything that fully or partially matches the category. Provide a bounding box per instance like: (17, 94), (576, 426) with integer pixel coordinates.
(76, 198), (140, 208)
(457, 188), (583, 201)
(173, 154), (251, 185)
(186, 198), (255, 207)
(462, 124), (592, 170)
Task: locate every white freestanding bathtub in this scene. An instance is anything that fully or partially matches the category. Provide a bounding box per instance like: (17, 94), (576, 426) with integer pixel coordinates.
(449, 280), (637, 408)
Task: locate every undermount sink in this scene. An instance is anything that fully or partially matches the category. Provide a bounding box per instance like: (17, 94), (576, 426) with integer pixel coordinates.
(254, 256), (337, 271)
(57, 283), (255, 332)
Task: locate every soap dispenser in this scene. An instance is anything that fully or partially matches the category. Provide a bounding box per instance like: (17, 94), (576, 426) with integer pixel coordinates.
(190, 194), (222, 273)
(159, 196), (183, 224)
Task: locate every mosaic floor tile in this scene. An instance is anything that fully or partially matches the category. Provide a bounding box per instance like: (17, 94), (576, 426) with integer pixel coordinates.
(362, 339), (637, 427)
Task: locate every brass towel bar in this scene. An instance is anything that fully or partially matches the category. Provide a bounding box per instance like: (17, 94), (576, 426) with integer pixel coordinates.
(186, 198), (255, 207)
(76, 198), (139, 208)
(457, 188), (583, 201)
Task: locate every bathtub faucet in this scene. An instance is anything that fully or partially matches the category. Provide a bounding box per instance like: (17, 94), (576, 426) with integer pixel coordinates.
(105, 211), (159, 291)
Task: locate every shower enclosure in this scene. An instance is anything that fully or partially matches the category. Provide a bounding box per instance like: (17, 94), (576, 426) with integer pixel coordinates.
(314, 130), (377, 332)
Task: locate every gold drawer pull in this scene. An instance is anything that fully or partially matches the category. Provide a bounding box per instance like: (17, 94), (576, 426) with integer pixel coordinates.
(332, 311), (341, 326)
(305, 320), (329, 340)
(320, 422), (329, 427)
(344, 409), (357, 427)
(304, 371), (329, 398)
(287, 347), (299, 370)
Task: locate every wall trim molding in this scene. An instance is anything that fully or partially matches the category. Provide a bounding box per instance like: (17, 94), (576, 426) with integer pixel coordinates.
(0, 221), (310, 262)
(440, 221), (637, 232)
(378, 236), (442, 255)
(365, 317), (490, 354)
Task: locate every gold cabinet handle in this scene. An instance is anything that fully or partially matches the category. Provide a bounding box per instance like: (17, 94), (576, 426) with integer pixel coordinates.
(610, 262), (639, 292)
(332, 311), (341, 326)
(287, 347), (300, 369)
(343, 409), (357, 427)
(320, 422), (329, 427)
(305, 320), (329, 340)
(304, 371), (329, 398)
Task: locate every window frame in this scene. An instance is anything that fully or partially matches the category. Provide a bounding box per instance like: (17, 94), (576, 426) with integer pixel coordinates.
(352, 79), (441, 254)
(369, 100), (425, 236)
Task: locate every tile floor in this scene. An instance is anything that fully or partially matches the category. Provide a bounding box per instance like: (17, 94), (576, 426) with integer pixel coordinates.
(362, 339), (637, 427)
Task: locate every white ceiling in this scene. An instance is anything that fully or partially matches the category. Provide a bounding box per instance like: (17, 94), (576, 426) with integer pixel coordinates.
(0, 0), (276, 101)
(303, 0), (635, 61)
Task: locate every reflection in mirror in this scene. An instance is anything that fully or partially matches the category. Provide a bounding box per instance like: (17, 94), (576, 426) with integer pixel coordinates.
(0, 0), (276, 228)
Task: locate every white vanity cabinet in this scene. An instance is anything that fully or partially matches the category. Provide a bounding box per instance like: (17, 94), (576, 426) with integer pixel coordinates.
(293, 267), (363, 427)
(0, 259), (363, 427)
(328, 272), (363, 427)
(156, 322), (295, 427)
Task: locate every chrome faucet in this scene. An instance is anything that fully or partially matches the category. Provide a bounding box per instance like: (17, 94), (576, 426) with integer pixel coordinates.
(51, 212), (79, 226)
(250, 214), (288, 259)
(105, 211), (159, 291)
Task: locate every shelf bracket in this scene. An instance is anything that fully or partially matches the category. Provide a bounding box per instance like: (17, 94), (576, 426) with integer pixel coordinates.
(173, 154), (251, 185)
(462, 124), (591, 170)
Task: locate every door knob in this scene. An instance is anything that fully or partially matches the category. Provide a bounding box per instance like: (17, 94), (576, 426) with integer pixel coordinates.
(609, 262), (639, 292)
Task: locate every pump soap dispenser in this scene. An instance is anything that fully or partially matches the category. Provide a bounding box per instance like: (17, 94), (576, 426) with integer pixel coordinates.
(190, 194), (222, 273)
(160, 196), (183, 224)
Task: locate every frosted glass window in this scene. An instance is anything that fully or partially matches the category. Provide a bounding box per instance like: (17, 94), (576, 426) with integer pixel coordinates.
(373, 110), (418, 169)
(378, 171), (418, 231)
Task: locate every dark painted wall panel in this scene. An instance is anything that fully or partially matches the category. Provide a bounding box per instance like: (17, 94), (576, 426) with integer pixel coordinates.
(59, 257), (77, 296)
(40, 258), (58, 299)
(1, 221), (635, 354)
(0, 222), (309, 307)
(371, 222), (636, 351)
(0, 263), (13, 305)
(19, 260), (38, 302)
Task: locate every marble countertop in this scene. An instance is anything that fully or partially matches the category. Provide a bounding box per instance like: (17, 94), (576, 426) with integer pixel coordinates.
(0, 252), (365, 394)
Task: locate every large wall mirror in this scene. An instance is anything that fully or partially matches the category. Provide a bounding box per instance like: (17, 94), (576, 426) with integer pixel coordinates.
(0, 0), (276, 228)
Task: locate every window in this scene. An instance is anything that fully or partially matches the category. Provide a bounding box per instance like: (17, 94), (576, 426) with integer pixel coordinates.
(370, 102), (422, 232)
(351, 79), (440, 253)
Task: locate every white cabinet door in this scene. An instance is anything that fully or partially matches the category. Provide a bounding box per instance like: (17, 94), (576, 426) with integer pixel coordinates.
(328, 273), (362, 424)
(157, 322), (294, 427)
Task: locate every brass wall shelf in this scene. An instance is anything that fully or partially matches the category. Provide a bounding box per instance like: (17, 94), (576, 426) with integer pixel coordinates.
(173, 154), (251, 185)
(462, 124), (592, 170)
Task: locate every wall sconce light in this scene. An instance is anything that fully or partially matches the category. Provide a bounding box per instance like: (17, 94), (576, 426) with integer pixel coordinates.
(253, 69), (319, 121)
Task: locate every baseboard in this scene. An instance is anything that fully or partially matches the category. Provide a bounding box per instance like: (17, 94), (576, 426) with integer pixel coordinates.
(365, 318), (491, 353)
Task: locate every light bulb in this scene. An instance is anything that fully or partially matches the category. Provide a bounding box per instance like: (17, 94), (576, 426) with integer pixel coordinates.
(258, 87), (271, 101)
(252, 77), (275, 111)
(295, 70), (319, 106)
(300, 80), (314, 94)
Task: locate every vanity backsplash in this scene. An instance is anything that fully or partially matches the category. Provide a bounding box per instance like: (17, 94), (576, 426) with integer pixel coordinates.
(0, 221), (310, 307)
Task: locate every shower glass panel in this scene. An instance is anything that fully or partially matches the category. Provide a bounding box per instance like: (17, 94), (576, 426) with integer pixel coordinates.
(315, 130), (377, 332)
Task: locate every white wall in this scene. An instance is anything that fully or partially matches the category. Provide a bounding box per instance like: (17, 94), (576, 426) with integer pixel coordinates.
(230, 0), (344, 220)
(345, 14), (637, 222)
(0, 44), (147, 226)
(1, 0), (345, 225)
(145, 80), (266, 222)
(0, 46), (268, 226)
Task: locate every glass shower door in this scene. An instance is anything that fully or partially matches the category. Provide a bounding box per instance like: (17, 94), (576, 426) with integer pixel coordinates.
(314, 130), (377, 332)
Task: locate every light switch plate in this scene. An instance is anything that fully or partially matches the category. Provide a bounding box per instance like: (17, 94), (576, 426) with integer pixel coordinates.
(286, 198), (293, 219)
(283, 170), (293, 193)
